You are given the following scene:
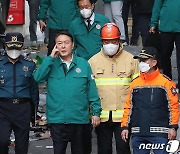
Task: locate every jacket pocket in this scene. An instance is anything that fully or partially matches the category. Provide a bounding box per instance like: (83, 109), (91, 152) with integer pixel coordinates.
(72, 74), (88, 87)
(96, 68), (104, 75)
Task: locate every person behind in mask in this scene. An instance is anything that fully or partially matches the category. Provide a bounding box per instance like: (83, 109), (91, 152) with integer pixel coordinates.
(121, 47), (179, 154)
(0, 32), (39, 154)
(68, 0), (110, 60)
(89, 23), (139, 154)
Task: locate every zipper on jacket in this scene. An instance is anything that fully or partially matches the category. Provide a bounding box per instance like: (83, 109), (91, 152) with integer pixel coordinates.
(151, 88), (154, 102)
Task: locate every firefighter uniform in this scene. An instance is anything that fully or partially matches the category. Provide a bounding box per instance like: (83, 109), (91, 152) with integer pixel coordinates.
(121, 69), (179, 137)
(121, 47), (179, 154)
(89, 46), (139, 154)
(0, 32), (39, 154)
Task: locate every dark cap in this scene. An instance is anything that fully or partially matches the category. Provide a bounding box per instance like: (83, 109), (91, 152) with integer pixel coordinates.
(5, 32), (24, 49)
(134, 47), (158, 59)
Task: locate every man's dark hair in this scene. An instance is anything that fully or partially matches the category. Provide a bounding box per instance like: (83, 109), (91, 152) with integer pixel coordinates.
(77, 0), (97, 4)
(55, 31), (74, 42)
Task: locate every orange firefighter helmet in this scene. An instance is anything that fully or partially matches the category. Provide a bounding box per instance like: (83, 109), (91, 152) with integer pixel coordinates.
(101, 23), (121, 39)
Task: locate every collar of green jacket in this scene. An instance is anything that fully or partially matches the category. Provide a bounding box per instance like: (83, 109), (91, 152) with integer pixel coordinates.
(80, 12), (102, 25)
(55, 54), (77, 67)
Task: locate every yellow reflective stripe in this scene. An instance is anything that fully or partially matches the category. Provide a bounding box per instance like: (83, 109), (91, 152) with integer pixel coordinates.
(132, 73), (140, 80)
(100, 110), (109, 118)
(100, 110), (124, 119)
(95, 78), (131, 86)
(112, 110), (124, 118)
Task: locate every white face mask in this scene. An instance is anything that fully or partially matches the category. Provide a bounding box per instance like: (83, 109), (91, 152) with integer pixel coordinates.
(80, 8), (92, 19)
(103, 44), (119, 56)
(139, 61), (150, 73)
(6, 49), (21, 59)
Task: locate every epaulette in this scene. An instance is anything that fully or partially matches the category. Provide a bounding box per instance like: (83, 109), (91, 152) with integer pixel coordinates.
(131, 75), (139, 82)
(23, 56), (33, 62)
(163, 74), (171, 81)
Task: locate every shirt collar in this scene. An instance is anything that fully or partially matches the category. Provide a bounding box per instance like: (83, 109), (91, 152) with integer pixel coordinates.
(84, 12), (95, 25)
(58, 54), (77, 66)
(60, 55), (73, 69)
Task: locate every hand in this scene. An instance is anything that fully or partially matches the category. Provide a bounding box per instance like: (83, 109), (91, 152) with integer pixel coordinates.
(149, 27), (156, 33)
(121, 129), (129, 142)
(168, 128), (177, 140)
(50, 44), (59, 58)
(39, 20), (46, 32)
(91, 116), (100, 128)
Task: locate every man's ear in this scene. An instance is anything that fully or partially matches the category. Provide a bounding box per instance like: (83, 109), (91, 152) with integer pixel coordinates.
(152, 59), (157, 67)
(92, 3), (95, 9)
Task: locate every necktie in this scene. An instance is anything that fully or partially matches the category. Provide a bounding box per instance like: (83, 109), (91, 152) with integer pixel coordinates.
(62, 63), (67, 75)
(86, 19), (91, 30)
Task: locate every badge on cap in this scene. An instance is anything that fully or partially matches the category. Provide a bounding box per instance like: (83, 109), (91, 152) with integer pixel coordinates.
(76, 68), (81, 73)
(96, 24), (101, 29)
(11, 36), (18, 42)
(141, 50), (145, 53)
(23, 66), (29, 72)
(171, 86), (177, 95)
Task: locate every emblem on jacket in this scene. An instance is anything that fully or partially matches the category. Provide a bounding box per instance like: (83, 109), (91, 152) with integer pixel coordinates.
(76, 68), (81, 73)
(96, 24), (101, 29)
(171, 86), (177, 95)
(23, 66), (29, 72)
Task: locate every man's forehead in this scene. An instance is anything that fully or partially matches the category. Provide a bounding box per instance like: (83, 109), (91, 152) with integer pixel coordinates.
(56, 35), (72, 41)
(78, 0), (91, 5)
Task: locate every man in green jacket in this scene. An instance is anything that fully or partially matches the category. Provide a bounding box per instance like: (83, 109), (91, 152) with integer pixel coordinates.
(150, 0), (180, 90)
(33, 31), (101, 154)
(38, 0), (79, 56)
(69, 0), (110, 60)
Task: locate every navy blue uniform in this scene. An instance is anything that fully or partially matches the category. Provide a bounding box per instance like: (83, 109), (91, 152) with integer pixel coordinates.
(0, 55), (39, 154)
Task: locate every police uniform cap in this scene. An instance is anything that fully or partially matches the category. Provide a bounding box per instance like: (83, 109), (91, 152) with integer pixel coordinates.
(5, 32), (24, 50)
(133, 47), (158, 60)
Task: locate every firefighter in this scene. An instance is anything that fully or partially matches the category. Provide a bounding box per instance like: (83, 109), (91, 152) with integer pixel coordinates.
(0, 32), (39, 154)
(121, 47), (179, 154)
(89, 23), (139, 154)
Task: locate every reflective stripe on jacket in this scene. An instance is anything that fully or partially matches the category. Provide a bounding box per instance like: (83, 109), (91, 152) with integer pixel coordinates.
(121, 69), (179, 138)
(89, 48), (139, 122)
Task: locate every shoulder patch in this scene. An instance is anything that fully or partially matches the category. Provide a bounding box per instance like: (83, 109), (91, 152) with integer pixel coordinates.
(163, 74), (171, 81)
(171, 86), (178, 96)
(23, 56), (33, 62)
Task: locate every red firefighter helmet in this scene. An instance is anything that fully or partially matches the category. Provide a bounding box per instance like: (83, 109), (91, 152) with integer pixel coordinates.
(101, 23), (121, 39)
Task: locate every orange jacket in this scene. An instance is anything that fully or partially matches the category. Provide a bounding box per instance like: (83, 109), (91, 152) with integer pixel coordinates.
(121, 69), (179, 137)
